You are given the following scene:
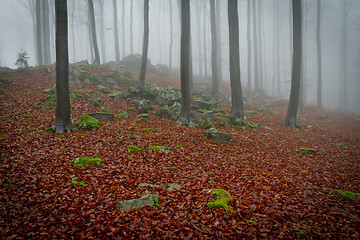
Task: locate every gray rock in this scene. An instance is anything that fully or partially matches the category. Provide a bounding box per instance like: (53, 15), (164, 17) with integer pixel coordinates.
(205, 128), (231, 144)
(98, 85), (111, 93)
(126, 108), (138, 114)
(192, 99), (211, 110)
(88, 113), (115, 121)
(138, 100), (153, 113)
(116, 194), (159, 211)
(168, 183), (181, 191)
(138, 183), (158, 187)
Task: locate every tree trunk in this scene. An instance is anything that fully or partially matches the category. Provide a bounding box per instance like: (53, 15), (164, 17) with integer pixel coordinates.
(36, 0), (43, 66)
(210, 0), (219, 101)
(316, 0), (322, 109)
(99, 0), (106, 63)
(252, 0), (259, 91)
(203, 0), (208, 77)
(71, 1), (76, 62)
(247, 0), (251, 89)
(216, 0), (222, 82)
(178, 0), (192, 126)
(130, 0), (134, 54)
(122, 0), (125, 58)
(284, 0), (302, 127)
(196, 2), (203, 76)
(42, 0), (51, 65)
(113, 0), (120, 62)
(53, 0), (76, 133)
(139, 0), (149, 90)
(257, 0), (264, 90)
(339, 0), (348, 110)
(169, 0), (173, 69)
(87, 4), (94, 63)
(228, 0), (244, 122)
(88, 0), (100, 64)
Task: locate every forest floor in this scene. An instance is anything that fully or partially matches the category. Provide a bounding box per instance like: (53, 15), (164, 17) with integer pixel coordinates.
(0, 66), (359, 239)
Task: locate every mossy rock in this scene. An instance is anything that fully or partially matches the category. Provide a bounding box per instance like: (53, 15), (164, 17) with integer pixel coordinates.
(206, 189), (232, 211)
(149, 146), (170, 153)
(205, 128), (231, 144)
(89, 112), (115, 121)
(77, 113), (100, 130)
(334, 189), (360, 199)
(71, 157), (102, 167)
(43, 87), (55, 94)
(116, 194), (159, 211)
(299, 148), (316, 153)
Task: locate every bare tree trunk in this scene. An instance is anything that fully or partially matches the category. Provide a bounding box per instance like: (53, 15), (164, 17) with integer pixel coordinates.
(216, 0), (222, 82)
(87, 4), (94, 63)
(36, 0), (43, 65)
(252, 0), (259, 91)
(227, 0), (244, 123)
(257, 0), (264, 90)
(113, 0), (120, 62)
(139, 0), (149, 90)
(99, 0), (106, 63)
(54, 0), (76, 133)
(339, 0), (348, 110)
(285, 0), (302, 127)
(71, 1), (76, 62)
(247, 0), (251, 89)
(210, 0), (219, 101)
(196, 2), (203, 76)
(316, 0), (322, 109)
(122, 0), (125, 58)
(169, 0), (173, 69)
(130, 0), (134, 54)
(42, 0), (51, 65)
(203, 0), (208, 77)
(273, 0), (281, 96)
(88, 0), (100, 64)
(178, 0), (192, 126)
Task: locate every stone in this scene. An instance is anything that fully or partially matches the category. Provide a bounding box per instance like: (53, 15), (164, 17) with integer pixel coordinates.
(206, 189), (232, 211)
(71, 156), (102, 167)
(192, 99), (211, 110)
(205, 128), (231, 144)
(168, 183), (181, 191)
(138, 100), (153, 113)
(98, 85), (111, 93)
(76, 113), (100, 130)
(88, 113), (115, 121)
(116, 194), (159, 211)
(126, 108), (138, 114)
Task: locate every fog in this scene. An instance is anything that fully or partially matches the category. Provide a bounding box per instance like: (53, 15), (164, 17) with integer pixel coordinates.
(0, 0), (359, 113)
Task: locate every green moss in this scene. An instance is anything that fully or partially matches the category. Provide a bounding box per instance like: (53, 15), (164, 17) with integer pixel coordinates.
(71, 156), (102, 167)
(299, 148), (316, 153)
(127, 146), (142, 153)
(1, 116), (9, 120)
(337, 143), (348, 149)
(334, 189), (360, 199)
(1, 78), (9, 84)
(71, 177), (86, 186)
(45, 127), (55, 133)
(169, 166), (178, 170)
(57, 135), (65, 138)
(116, 129), (123, 133)
(206, 189), (232, 211)
(176, 145), (183, 149)
(142, 128), (154, 132)
(43, 88), (55, 94)
(76, 113), (100, 130)
(3, 183), (16, 188)
(100, 106), (111, 113)
(24, 115), (33, 119)
(208, 172), (215, 175)
(149, 146), (170, 152)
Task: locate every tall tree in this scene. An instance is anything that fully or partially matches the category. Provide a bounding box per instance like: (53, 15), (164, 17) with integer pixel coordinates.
(53, 0), (76, 133)
(257, 0), (264, 90)
(196, 2), (203, 76)
(121, 0), (125, 58)
(252, 0), (259, 91)
(169, 0), (174, 69)
(316, 0), (322, 109)
(216, 0), (222, 82)
(88, 0), (100, 64)
(36, 0), (43, 66)
(284, 0), (302, 127)
(339, 0), (349, 110)
(203, 0), (208, 76)
(42, 0), (51, 65)
(210, 0), (219, 101)
(246, 0), (251, 89)
(227, 0), (244, 123)
(130, 0), (134, 54)
(99, 0), (106, 63)
(139, 0), (149, 90)
(113, 0), (120, 62)
(178, 0), (192, 126)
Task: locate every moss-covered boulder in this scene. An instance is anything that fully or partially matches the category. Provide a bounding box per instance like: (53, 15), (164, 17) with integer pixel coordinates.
(77, 113), (100, 130)
(98, 85), (111, 93)
(116, 194), (159, 211)
(71, 156), (102, 167)
(205, 128), (231, 144)
(192, 99), (211, 110)
(89, 112), (115, 121)
(206, 189), (232, 211)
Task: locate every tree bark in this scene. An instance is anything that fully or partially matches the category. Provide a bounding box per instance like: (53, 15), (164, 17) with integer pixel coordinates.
(113, 0), (120, 62)
(169, 0), (173, 69)
(178, 0), (192, 126)
(252, 0), (259, 91)
(196, 2), (203, 76)
(130, 0), (134, 54)
(42, 0), (51, 65)
(246, 0), (251, 89)
(88, 0), (100, 64)
(122, 0), (125, 58)
(203, 0), (208, 77)
(216, 0), (222, 82)
(99, 0), (106, 63)
(54, 0), (76, 133)
(316, 0), (322, 109)
(284, 0), (302, 127)
(228, 0), (244, 122)
(339, 0), (348, 110)
(139, 0), (149, 90)
(36, 0), (43, 66)
(210, 0), (219, 101)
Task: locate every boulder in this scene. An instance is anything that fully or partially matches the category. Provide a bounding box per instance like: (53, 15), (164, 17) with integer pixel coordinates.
(77, 113), (100, 130)
(116, 194), (159, 211)
(98, 85), (111, 93)
(192, 99), (211, 110)
(71, 156), (102, 167)
(205, 128), (231, 144)
(89, 113), (115, 121)
(138, 100), (153, 113)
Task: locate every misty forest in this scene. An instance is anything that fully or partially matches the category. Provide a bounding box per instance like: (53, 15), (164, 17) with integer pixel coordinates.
(0, 0), (359, 239)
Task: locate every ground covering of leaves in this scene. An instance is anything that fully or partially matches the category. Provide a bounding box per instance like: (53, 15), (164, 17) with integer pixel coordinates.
(1, 66), (359, 239)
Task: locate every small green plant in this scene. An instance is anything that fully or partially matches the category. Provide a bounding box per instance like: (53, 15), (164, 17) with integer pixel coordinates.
(1, 116), (9, 120)
(116, 129), (123, 133)
(71, 177), (85, 186)
(175, 145), (183, 149)
(3, 183), (16, 188)
(142, 128), (154, 132)
(127, 146), (142, 153)
(57, 135), (65, 138)
(208, 172), (215, 175)
(299, 148), (316, 153)
(334, 189), (360, 199)
(15, 50), (29, 69)
(169, 166), (178, 170)
(295, 231), (307, 237)
(24, 115), (33, 119)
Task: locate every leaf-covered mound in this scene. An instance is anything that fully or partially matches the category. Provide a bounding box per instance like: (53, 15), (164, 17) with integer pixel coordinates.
(0, 66), (359, 239)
